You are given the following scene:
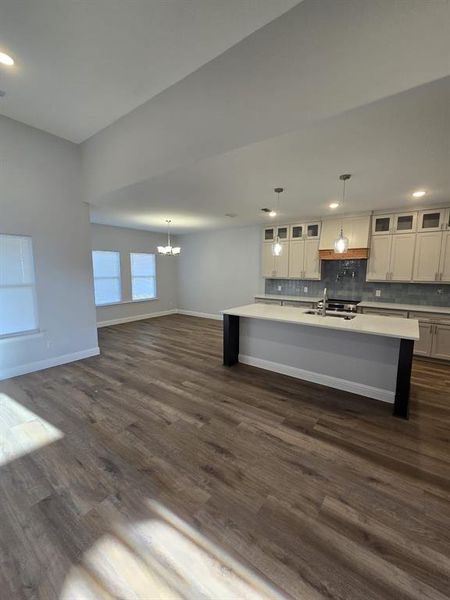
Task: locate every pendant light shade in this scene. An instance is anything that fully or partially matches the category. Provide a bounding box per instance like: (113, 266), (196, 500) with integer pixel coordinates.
(157, 220), (181, 256)
(334, 174), (351, 254)
(334, 228), (349, 253)
(271, 187), (284, 257)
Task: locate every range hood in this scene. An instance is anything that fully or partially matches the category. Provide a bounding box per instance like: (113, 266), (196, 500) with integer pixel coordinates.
(318, 216), (371, 260)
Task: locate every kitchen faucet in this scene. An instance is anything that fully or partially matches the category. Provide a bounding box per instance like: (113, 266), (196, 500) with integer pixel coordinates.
(321, 287), (327, 316)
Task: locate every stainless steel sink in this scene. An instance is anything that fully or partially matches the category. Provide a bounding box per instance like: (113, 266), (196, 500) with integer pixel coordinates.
(304, 310), (356, 321)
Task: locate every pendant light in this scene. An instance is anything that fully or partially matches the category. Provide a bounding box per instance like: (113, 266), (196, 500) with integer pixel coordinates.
(157, 220), (181, 256)
(272, 187), (284, 257)
(334, 174), (351, 254)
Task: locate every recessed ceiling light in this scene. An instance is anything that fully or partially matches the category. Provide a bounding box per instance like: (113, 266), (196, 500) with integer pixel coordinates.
(412, 190), (426, 198)
(269, 210), (277, 217)
(329, 202), (339, 209)
(0, 52), (14, 66)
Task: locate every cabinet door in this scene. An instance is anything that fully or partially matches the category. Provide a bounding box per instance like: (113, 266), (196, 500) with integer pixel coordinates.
(306, 222), (321, 239)
(439, 230), (450, 282)
(372, 214), (392, 235)
(276, 226), (289, 240)
(389, 234), (415, 281)
(418, 209), (445, 232)
(263, 227), (275, 242)
(288, 240), (305, 278)
(413, 232), (442, 282)
(303, 239), (321, 280)
(393, 212), (417, 234)
(366, 235), (392, 281)
(431, 324), (450, 360)
(261, 243), (275, 278)
(414, 322), (433, 356)
(290, 224), (304, 240)
(273, 242), (289, 278)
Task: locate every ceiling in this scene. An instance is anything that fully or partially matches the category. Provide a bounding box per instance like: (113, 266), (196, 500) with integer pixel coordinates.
(0, 0), (301, 142)
(90, 76), (450, 233)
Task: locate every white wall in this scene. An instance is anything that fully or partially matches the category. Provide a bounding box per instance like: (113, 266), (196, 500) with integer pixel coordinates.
(0, 116), (98, 379)
(91, 224), (178, 325)
(177, 225), (263, 317)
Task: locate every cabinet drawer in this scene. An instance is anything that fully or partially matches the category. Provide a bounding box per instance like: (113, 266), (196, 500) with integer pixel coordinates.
(362, 308), (408, 318)
(409, 311), (450, 325)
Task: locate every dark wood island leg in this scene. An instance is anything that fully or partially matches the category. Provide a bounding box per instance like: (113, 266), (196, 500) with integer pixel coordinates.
(393, 338), (414, 419)
(223, 314), (239, 366)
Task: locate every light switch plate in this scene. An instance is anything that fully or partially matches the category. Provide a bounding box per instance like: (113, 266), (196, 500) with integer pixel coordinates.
(375, 289), (381, 297)
(303, 286), (308, 293)
(277, 285), (282, 291)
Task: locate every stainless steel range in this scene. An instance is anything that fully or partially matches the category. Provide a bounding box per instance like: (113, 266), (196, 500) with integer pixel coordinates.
(316, 298), (360, 314)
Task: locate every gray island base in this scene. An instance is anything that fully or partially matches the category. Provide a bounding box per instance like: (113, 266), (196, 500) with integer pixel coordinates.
(223, 304), (420, 419)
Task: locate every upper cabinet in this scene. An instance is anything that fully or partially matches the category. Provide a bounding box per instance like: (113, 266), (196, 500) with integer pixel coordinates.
(366, 234), (415, 281)
(417, 208), (447, 232)
(261, 240), (289, 278)
(288, 239), (321, 280)
(372, 212), (417, 235)
(319, 216), (370, 250)
(289, 222), (321, 240)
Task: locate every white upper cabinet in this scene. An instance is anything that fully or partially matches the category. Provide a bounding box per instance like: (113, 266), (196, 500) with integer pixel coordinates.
(303, 239), (321, 279)
(263, 227), (275, 242)
(389, 234), (416, 281)
(372, 214), (392, 235)
(319, 216), (370, 250)
(439, 230), (450, 282)
(289, 222), (320, 240)
(418, 208), (446, 232)
(261, 241), (289, 278)
(366, 235), (391, 281)
(413, 232), (442, 282)
(372, 212), (417, 235)
(288, 239), (320, 280)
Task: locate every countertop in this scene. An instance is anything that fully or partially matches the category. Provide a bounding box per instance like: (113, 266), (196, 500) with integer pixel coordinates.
(255, 294), (322, 303)
(223, 303), (419, 340)
(358, 301), (450, 315)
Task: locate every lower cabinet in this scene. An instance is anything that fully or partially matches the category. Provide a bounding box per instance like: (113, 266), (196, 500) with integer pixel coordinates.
(414, 322), (433, 356)
(431, 324), (450, 360)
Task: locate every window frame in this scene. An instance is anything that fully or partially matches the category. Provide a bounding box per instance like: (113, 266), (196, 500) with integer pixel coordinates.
(92, 250), (122, 307)
(0, 233), (39, 339)
(130, 252), (157, 302)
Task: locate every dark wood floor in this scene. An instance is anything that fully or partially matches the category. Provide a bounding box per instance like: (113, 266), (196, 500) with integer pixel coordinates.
(1, 315), (450, 599)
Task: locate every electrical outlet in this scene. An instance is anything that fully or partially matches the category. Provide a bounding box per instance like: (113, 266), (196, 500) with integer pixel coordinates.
(303, 286), (308, 293)
(277, 285), (282, 291)
(375, 289), (381, 297)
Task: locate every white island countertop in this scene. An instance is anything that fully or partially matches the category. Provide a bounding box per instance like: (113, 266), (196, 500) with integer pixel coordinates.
(223, 303), (419, 341)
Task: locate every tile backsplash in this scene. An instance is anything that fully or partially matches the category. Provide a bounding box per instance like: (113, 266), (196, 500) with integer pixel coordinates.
(265, 260), (449, 306)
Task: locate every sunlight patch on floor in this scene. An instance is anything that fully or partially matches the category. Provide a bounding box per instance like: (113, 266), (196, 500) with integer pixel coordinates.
(0, 393), (63, 467)
(60, 499), (287, 600)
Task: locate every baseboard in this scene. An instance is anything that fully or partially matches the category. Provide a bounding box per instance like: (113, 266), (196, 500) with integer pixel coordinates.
(177, 310), (223, 321)
(97, 309), (177, 328)
(0, 347), (100, 381)
(239, 354), (395, 404)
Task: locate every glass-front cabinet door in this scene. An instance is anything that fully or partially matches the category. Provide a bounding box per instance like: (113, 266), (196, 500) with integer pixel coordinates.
(306, 222), (321, 239)
(276, 226), (289, 240)
(263, 227), (275, 242)
(372, 214), (392, 235)
(418, 209), (446, 232)
(393, 212), (417, 234)
(290, 224), (304, 240)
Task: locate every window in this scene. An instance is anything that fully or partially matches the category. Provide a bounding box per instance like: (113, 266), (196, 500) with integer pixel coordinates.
(0, 234), (39, 337)
(92, 251), (121, 306)
(130, 253), (156, 300)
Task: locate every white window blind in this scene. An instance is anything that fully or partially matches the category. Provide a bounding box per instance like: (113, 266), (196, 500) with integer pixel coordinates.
(92, 251), (121, 306)
(0, 234), (39, 337)
(130, 253), (156, 300)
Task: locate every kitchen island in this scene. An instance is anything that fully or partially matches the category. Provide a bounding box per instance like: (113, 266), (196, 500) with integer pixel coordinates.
(222, 303), (420, 418)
